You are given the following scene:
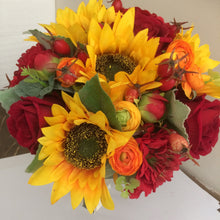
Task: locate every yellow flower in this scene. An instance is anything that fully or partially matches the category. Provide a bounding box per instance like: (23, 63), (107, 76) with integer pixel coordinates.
(167, 27), (220, 98)
(79, 8), (168, 102)
(28, 92), (133, 214)
(27, 0), (116, 46)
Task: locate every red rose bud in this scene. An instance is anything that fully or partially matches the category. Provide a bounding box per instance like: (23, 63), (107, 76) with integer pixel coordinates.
(34, 53), (58, 72)
(169, 133), (189, 153)
(138, 93), (167, 123)
(53, 39), (71, 56)
(124, 87), (139, 103)
(159, 78), (176, 91)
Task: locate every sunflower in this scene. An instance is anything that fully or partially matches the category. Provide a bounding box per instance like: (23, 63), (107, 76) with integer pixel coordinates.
(28, 0), (117, 46)
(167, 27), (220, 98)
(28, 91), (133, 214)
(77, 8), (169, 102)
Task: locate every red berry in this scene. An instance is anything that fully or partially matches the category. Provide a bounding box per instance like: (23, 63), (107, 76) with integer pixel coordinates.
(77, 51), (88, 64)
(124, 88), (139, 103)
(53, 39), (71, 56)
(159, 78), (176, 91)
(157, 59), (174, 78)
(169, 133), (189, 153)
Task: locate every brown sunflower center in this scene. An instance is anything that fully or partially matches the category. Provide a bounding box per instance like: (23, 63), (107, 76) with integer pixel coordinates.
(96, 53), (137, 81)
(64, 122), (107, 169)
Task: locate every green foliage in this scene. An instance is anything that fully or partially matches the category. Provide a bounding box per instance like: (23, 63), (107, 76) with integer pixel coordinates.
(14, 75), (55, 98)
(25, 144), (45, 173)
(0, 87), (21, 112)
(27, 29), (52, 49)
(207, 69), (220, 86)
(164, 89), (190, 141)
(115, 176), (140, 199)
(21, 67), (51, 86)
(78, 74), (121, 130)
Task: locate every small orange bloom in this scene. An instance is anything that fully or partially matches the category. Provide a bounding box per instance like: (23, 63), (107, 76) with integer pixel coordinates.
(114, 101), (141, 131)
(167, 39), (194, 69)
(109, 138), (143, 176)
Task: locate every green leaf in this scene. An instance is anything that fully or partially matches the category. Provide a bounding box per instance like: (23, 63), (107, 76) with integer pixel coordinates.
(121, 190), (129, 199)
(14, 75), (55, 99)
(164, 89), (191, 140)
(14, 80), (46, 98)
(25, 144), (45, 173)
(129, 178), (140, 188)
(27, 29), (52, 49)
(207, 69), (220, 86)
(78, 74), (121, 130)
(0, 88), (21, 112)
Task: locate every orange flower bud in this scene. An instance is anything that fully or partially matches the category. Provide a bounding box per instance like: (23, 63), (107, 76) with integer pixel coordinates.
(115, 101), (141, 131)
(109, 138), (143, 176)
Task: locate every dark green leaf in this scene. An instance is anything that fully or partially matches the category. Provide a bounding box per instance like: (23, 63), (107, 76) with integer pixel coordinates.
(14, 80), (46, 98)
(25, 144), (45, 173)
(28, 29), (52, 49)
(78, 74), (121, 130)
(164, 89), (190, 140)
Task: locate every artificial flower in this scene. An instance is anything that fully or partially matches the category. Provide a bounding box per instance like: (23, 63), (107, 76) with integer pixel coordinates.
(114, 100), (141, 131)
(7, 92), (63, 154)
(130, 127), (183, 199)
(167, 28), (220, 98)
(81, 8), (169, 102)
(176, 89), (220, 159)
(112, 0), (178, 54)
(8, 44), (54, 87)
(138, 93), (167, 123)
(109, 137), (143, 176)
(29, 91), (133, 213)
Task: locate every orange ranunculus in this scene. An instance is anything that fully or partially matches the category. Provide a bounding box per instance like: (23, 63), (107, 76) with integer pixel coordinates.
(167, 39), (194, 70)
(109, 137), (143, 176)
(56, 57), (85, 87)
(114, 101), (141, 131)
(185, 64), (204, 90)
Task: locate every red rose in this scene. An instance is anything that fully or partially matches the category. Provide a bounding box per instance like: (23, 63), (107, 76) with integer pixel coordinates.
(112, 0), (178, 54)
(176, 90), (220, 159)
(9, 44), (57, 87)
(130, 128), (182, 199)
(6, 93), (63, 154)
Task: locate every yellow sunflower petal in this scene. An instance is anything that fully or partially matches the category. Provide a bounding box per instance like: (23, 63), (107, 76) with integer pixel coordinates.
(41, 124), (65, 141)
(101, 180), (114, 210)
(70, 181), (84, 209)
(51, 171), (73, 204)
(51, 104), (68, 117)
(43, 151), (64, 166)
(28, 166), (57, 185)
(84, 184), (102, 214)
(99, 23), (116, 54)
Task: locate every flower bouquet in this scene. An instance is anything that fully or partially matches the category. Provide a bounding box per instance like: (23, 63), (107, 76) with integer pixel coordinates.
(0, 0), (220, 214)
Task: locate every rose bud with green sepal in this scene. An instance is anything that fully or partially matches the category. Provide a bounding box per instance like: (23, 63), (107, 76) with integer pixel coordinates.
(34, 53), (59, 73)
(138, 93), (168, 123)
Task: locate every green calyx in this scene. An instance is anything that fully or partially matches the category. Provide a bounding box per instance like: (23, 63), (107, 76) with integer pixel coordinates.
(116, 109), (131, 127)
